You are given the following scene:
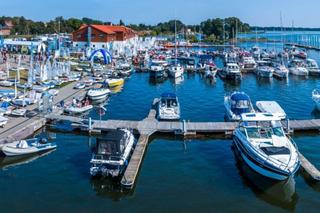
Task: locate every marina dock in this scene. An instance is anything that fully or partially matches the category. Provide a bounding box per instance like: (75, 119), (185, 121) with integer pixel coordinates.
(44, 99), (320, 188)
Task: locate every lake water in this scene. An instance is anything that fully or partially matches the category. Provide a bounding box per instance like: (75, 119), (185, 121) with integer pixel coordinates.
(0, 45), (320, 212)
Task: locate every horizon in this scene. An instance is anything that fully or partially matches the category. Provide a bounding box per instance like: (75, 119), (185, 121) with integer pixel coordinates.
(2, 0), (320, 28)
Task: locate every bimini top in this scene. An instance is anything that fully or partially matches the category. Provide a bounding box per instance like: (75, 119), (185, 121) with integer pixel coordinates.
(231, 92), (250, 101)
(240, 113), (282, 122)
(161, 92), (177, 99)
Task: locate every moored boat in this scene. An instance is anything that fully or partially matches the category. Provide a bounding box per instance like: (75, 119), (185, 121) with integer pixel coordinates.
(105, 78), (124, 88)
(90, 129), (135, 177)
(2, 138), (57, 157)
(87, 88), (110, 100)
(233, 113), (300, 181)
(157, 92), (181, 120)
(224, 91), (255, 121)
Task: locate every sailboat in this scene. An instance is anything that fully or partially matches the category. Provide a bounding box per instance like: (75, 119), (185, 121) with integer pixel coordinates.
(169, 19), (184, 78)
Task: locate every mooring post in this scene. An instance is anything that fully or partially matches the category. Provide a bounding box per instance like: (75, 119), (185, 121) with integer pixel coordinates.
(88, 117), (92, 131)
(183, 120), (187, 135)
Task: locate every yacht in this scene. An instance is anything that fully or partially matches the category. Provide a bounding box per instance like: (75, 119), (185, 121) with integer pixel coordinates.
(220, 63), (242, 81)
(224, 91), (255, 121)
(256, 60), (274, 78)
(87, 88), (110, 100)
(288, 59), (308, 76)
(204, 63), (218, 79)
(273, 63), (289, 79)
(90, 129), (135, 177)
(306, 59), (320, 76)
(157, 93), (181, 120)
(241, 56), (257, 72)
(312, 89), (320, 111)
(233, 113), (300, 180)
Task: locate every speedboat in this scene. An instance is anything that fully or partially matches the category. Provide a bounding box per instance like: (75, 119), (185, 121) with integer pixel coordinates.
(169, 64), (184, 78)
(233, 113), (300, 180)
(87, 88), (110, 100)
(2, 138), (57, 157)
(312, 89), (320, 111)
(256, 60), (274, 78)
(224, 91), (255, 121)
(90, 129), (135, 177)
(105, 78), (124, 88)
(220, 63), (242, 80)
(204, 63), (218, 79)
(273, 63), (289, 79)
(306, 59), (320, 76)
(288, 59), (308, 76)
(157, 92), (181, 120)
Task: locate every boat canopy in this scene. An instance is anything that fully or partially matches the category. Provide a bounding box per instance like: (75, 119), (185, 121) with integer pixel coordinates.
(231, 92), (250, 101)
(161, 92), (177, 99)
(241, 113), (282, 122)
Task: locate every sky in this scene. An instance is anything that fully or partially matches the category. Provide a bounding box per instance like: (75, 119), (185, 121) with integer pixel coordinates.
(1, 0), (320, 27)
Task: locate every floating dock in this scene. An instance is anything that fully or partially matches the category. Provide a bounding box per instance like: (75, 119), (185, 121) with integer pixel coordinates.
(45, 99), (320, 188)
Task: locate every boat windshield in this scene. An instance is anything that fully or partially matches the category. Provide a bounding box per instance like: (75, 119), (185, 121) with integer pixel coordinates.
(243, 121), (285, 139)
(161, 98), (178, 108)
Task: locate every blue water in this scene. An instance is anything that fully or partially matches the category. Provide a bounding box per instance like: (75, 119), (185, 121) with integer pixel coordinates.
(1, 45), (320, 212)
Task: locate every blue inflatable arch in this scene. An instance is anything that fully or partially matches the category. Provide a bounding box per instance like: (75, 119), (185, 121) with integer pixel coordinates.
(89, 49), (112, 64)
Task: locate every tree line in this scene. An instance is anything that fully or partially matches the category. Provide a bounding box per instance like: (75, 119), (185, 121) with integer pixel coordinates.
(1, 16), (251, 43)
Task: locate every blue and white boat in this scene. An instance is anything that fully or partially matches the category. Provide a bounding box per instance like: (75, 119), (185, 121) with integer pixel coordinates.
(256, 60), (274, 78)
(157, 93), (181, 120)
(224, 91), (255, 121)
(233, 113), (300, 181)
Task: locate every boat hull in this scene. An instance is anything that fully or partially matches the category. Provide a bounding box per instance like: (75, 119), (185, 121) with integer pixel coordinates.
(233, 136), (298, 181)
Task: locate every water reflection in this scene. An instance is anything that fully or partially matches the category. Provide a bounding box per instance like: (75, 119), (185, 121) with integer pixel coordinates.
(0, 150), (56, 170)
(90, 178), (133, 201)
(232, 144), (298, 211)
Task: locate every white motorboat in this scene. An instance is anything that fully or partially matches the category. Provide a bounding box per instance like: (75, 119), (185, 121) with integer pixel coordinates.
(74, 83), (86, 89)
(64, 104), (93, 114)
(224, 91), (255, 121)
(48, 89), (59, 96)
(87, 88), (110, 100)
(273, 63), (289, 79)
(0, 80), (14, 87)
(90, 129), (135, 177)
(0, 115), (8, 127)
(33, 85), (49, 92)
(204, 63), (218, 79)
(11, 108), (27, 116)
(256, 60), (274, 78)
(2, 138), (57, 157)
(233, 113), (300, 180)
(157, 93), (180, 120)
(12, 98), (36, 106)
(288, 59), (308, 76)
(306, 59), (320, 76)
(169, 64), (184, 78)
(241, 56), (257, 72)
(220, 63), (242, 80)
(312, 89), (320, 111)
(149, 64), (167, 79)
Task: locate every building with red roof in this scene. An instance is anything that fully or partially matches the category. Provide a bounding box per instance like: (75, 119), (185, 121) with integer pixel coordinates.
(72, 24), (137, 49)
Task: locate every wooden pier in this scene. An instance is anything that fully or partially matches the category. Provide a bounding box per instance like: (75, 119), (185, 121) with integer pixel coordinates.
(44, 99), (320, 188)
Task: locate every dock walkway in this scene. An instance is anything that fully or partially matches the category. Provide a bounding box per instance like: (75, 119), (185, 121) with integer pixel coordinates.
(45, 99), (320, 188)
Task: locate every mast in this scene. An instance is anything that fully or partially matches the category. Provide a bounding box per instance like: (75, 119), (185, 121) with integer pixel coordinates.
(174, 19), (177, 65)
